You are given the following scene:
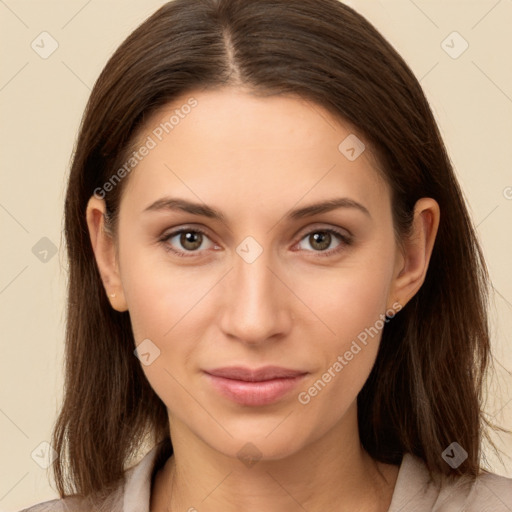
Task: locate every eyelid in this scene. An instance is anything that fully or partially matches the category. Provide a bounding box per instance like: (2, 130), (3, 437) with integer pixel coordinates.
(292, 225), (352, 257)
(158, 225), (218, 257)
(295, 222), (353, 240)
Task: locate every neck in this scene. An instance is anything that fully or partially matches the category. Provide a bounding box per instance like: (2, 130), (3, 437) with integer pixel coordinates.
(151, 404), (399, 512)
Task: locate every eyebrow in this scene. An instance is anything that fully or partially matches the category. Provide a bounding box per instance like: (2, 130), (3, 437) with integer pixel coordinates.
(143, 197), (371, 221)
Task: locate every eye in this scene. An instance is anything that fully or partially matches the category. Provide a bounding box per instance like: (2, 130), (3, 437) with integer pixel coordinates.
(296, 228), (352, 256)
(159, 227), (217, 257)
(159, 226), (352, 258)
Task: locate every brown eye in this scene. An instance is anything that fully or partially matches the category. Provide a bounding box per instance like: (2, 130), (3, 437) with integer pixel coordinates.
(296, 228), (352, 256)
(161, 228), (216, 256)
(308, 231), (332, 251)
(179, 231), (203, 251)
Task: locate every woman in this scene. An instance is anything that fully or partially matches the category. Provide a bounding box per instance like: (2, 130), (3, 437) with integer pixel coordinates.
(22, 0), (512, 511)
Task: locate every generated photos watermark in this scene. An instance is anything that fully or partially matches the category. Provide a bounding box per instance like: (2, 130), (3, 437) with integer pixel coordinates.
(94, 97), (198, 200)
(297, 301), (403, 405)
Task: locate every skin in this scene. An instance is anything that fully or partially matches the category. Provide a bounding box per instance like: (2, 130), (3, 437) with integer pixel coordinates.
(86, 87), (440, 512)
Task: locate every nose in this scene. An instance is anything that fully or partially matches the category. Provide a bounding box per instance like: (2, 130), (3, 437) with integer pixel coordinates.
(218, 249), (293, 346)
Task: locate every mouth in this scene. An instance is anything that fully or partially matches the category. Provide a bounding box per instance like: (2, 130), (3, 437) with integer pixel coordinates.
(203, 366), (308, 406)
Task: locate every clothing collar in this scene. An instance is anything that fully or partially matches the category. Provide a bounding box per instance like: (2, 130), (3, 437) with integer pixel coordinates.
(123, 442), (162, 512)
(122, 443), (438, 512)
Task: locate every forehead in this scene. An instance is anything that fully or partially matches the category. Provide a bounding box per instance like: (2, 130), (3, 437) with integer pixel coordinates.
(120, 87), (387, 220)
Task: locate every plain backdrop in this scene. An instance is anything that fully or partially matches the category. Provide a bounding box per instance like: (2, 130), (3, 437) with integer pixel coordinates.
(1, 0), (511, 510)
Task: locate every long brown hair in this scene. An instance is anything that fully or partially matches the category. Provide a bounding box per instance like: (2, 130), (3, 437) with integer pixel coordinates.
(53, 0), (494, 501)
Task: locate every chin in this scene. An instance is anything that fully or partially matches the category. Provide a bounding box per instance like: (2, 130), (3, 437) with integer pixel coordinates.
(202, 419), (314, 463)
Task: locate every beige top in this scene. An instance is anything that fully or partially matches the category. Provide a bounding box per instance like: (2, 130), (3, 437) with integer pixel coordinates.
(21, 443), (512, 511)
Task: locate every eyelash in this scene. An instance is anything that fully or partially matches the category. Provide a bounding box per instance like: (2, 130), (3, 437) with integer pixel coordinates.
(158, 226), (352, 258)
(158, 227), (215, 258)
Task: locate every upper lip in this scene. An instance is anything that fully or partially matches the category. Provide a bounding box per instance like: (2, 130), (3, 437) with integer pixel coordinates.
(205, 366), (307, 382)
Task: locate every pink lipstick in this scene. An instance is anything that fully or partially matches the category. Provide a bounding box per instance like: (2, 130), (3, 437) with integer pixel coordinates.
(204, 366), (307, 406)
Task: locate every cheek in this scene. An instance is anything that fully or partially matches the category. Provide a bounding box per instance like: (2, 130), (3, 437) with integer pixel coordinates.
(117, 240), (216, 392)
(294, 250), (395, 347)
(118, 236), (205, 341)
(118, 246), (203, 412)
(293, 246), (396, 409)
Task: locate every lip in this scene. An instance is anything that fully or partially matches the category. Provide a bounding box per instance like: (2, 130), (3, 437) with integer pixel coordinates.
(204, 366), (308, 406)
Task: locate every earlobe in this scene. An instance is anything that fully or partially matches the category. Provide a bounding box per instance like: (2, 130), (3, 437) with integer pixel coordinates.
(85, 196), (128, 312)
(390, 198), (440, 309)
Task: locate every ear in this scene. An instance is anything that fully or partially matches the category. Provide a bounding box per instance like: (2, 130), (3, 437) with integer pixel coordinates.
(389, 197), (440, 309)
(85, 196), (128, 312)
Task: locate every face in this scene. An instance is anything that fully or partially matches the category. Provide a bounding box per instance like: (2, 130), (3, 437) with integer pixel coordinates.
(94, 87), (410, 461)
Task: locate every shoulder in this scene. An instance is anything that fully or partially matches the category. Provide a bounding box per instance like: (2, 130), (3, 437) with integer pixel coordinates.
(390, 453), (512, 511)
(18, 441), (165, 512)
(436, 470), (512, 511)
(19, 496), (84, 512)
(18, 485), (124, 512)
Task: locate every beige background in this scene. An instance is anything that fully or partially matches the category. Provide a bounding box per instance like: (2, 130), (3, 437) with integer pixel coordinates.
(1, 0), (511, 510)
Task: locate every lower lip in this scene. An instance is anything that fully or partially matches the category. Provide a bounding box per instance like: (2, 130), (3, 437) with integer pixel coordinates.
(204, 373), (307, 406)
